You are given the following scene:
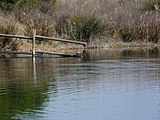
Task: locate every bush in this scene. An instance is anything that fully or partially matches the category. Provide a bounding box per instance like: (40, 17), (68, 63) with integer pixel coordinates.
(23, 12), (55, 44)
(0, 0), (56, 12)
(55, 15), (69, 37)
(147, 22), (160, 43)
(24, 15), (54, 37)
(0, 0), (25, 10)
(63, 14), (107, 43)
(119, 27), (138, 42)
(0, 16), (21, 50)
(138, 0), (160, 11)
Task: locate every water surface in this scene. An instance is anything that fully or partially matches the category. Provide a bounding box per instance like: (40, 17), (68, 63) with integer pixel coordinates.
(0, 48), (160, 120)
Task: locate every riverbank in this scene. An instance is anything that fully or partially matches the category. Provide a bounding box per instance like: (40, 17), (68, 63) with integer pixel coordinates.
(0, 39), (159, 58)
(18, 39), (158, 52)
(0, 0), (159, 53)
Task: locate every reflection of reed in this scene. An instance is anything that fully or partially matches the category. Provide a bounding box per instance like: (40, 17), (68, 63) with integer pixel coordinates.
(0, 58), (58, 120)
(55, 48), (160, 95)
(0, 58), (57, 87)
(81, 47), (160, 61)
(0, 48), (159, 119)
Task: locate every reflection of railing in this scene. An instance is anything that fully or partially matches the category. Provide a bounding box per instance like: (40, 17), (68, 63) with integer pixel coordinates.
(0, 29), (87, 57)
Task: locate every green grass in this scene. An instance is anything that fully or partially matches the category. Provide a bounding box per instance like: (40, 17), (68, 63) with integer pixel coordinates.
(64, 14), (107, 43)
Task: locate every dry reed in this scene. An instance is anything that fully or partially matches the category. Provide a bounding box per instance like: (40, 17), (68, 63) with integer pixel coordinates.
(0, 0), (159, 50)
(0, 13), (22, 50)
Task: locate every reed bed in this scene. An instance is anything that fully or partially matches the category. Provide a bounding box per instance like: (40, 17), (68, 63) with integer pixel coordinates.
(0, 0), (159, 51)
(0, 13), (22, 50)
(55, 0), (160, 45)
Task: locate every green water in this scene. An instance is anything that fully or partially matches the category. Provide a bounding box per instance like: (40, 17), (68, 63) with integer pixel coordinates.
(0, 48), (160, 120)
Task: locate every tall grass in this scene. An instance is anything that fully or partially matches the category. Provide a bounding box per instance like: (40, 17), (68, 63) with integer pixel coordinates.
(0, 14), (21, 50)
(62, 14), (107, 43)
(22, 12), (55, 45)
(0, 0), (56, 12)
(138, 0), (160, 11)
(23, 13), (55, 37)
(0, 0), (160, 50)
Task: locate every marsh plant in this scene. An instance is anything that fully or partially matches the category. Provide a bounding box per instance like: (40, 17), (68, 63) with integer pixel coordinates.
(138, 0), (160, 11)
(55, 15), (69, 37)
(0, 0), (160, 50)
(119, 27), (138, 42)
(0, 0), (56, 12)
(0, 16), (21, 50)
(23, 11), (55, 35)
(23, 13), (55, 45)
(147, 22), (160, 43)
(63, 14), (107, 43)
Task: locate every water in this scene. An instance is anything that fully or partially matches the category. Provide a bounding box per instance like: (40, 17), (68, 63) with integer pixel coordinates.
(0, 48), (160, 120)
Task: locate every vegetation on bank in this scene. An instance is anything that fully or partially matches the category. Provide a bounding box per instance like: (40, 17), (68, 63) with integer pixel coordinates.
(63, 14), (107, 43)
(0, 0), (159, 50)
(138, 0), (160, 11)
(0, 0), (56, 12)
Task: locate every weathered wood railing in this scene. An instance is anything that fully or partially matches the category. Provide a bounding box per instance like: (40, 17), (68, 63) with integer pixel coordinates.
(0, 29), (87, 57)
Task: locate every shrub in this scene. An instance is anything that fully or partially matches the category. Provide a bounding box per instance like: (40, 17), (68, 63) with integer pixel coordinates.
(55, 15), (69, 37)
(24, 15), (54, 37)
(23, 12), (55, 44)
(135, 17), (160, 43)
(37, 0), (56, 14)
(118, 22), (160, 43)
(119, 27), (138, 42)
(0, 16), (21, 50)
(0, 0), (25, 10)
(64, 14), (107, 43)
(138, 0), (160, 11)
(0, 0), (56, 12)
(147, 22), (160, 43)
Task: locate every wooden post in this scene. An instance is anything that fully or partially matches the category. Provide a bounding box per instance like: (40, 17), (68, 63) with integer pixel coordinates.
(32, 29), (36, 57)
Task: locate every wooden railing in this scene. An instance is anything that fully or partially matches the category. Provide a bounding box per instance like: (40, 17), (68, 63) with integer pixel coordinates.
(0, 29), (87, 57)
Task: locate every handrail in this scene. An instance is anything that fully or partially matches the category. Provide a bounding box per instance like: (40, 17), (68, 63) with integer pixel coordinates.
(0, 33), (87, 46)
(0, 30), (87, 57)
(0, 34), (32, 40)
(36, 35), (87, 46)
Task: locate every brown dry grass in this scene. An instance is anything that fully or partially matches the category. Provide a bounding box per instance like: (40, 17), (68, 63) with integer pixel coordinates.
(0, 0), (159, 54)
(55, 0), (160, 44)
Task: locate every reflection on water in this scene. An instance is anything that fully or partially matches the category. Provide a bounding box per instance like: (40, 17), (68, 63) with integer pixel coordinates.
(0, 58), (57, 120)
(0, 48), (160, 120)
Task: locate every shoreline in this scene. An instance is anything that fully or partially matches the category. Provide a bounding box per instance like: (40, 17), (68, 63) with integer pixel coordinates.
(0, 40), (159, 58)
(0, 0), (160, 56)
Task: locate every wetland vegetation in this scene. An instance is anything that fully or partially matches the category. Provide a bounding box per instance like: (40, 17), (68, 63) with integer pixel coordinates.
(0, 0), (159, 51)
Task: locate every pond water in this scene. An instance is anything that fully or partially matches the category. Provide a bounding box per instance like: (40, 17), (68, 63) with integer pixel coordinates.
(0, 48), (160, 120)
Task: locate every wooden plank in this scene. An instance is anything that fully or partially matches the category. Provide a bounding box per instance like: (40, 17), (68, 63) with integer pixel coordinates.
(0, 50), (34, 55)
(36, 51), (81, 57)
(0, 34), (32, 40)
(0, 33), (87, 46)
(36, 35), (87, 46)
(0, 50), (81, 57)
